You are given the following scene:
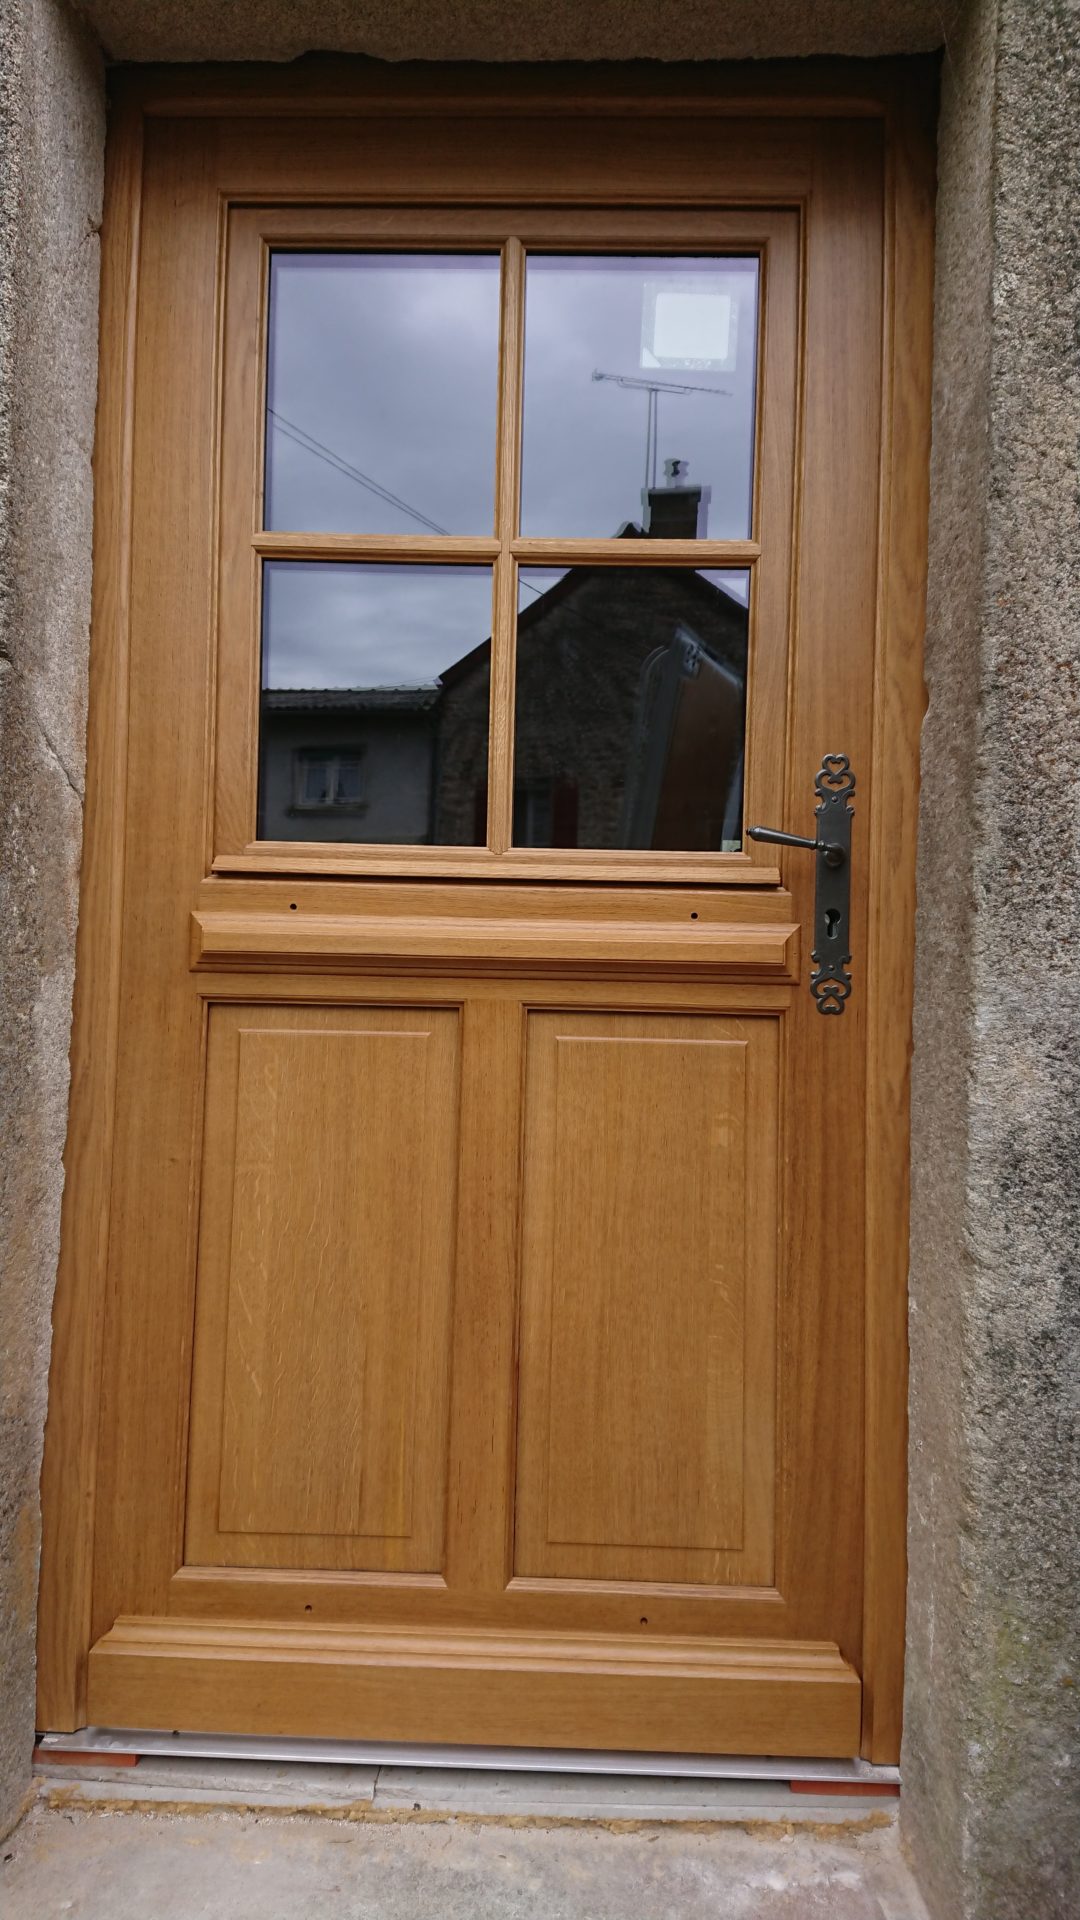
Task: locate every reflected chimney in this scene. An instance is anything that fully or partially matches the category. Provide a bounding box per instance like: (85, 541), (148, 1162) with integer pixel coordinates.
(643, 458), (710, 540)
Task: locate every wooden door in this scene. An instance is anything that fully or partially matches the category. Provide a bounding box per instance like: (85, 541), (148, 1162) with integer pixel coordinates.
(37, 63), (935, 1763)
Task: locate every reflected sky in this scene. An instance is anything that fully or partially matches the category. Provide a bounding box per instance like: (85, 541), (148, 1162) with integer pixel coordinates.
(519, 565), (749, 610)
(521, 256), (758, 539)
(261, 562), (494, 689)
(264, 250), (759, 541)
(265, 254), (501, 536)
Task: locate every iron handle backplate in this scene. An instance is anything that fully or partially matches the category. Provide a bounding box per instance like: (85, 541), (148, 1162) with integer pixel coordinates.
(747, 753), (856, 1014)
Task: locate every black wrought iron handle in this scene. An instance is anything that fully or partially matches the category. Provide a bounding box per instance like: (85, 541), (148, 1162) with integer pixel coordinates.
(746, 754), (857, 1014)
(746, 825), (846, 869)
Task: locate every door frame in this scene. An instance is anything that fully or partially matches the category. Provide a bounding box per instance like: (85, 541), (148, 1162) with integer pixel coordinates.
(37, 56), (935, 1763)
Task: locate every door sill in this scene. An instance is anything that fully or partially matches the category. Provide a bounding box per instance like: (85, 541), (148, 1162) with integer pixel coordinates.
(37, 1726), (897, 1784)
(86, 1617), (861, 1759)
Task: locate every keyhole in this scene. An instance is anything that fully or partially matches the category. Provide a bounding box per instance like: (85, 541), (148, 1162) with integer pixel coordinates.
(825, 908), (841, 939)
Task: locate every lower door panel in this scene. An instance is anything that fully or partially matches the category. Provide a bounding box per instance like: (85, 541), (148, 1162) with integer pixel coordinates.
(84, 929), (864, 1758)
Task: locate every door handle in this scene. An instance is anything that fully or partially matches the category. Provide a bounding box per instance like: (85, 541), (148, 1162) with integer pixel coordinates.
(747, 753), (856, 1014)
(744, 826), (846, 869)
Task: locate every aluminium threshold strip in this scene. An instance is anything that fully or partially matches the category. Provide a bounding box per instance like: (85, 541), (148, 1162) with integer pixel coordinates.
(35, 1728), (899, 1785)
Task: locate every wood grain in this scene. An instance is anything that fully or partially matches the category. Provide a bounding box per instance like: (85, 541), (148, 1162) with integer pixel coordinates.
(190, 909), (801, 979)
(88, 1616), (861, 1758)
(515, 1013), (777, 1587)
(85, 117), (226, 1647)
(761, 117), (884, 1700)
(510, 538), (761, 565)
(253, 533), (501, 561)
(859, 79), (936, 1763)
(213, 846), (785, 886)
(34, 96), (145, 1733)
(184, 1006), (459, 1571)
(487, 237), (525, 854)
(443, 997), (525, 1597)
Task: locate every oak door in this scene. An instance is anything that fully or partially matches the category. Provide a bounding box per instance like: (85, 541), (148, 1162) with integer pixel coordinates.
(38, 70), (933, 1763)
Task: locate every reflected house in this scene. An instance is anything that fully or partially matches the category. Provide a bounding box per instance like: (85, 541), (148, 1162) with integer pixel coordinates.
(258, 485), (749, 849)
(258, 683), (442, 843)
(437, 510), (748, 850)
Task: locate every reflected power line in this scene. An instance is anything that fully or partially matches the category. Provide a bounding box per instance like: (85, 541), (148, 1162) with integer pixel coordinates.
(269, 409), (451, 536)
(268, 407), (546, 601)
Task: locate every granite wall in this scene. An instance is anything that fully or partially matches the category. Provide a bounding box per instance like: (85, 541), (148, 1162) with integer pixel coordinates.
(1, 5), (1078, 1914)
(75, 0), (964, 65)
(905, 1), (1080, 1915)
(0, 0), (104, 1840)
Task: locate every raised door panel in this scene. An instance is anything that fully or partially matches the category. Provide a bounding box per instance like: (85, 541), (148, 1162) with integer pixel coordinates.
(185, 1004), (459, 1572)
(514, 1011), (778, 1588)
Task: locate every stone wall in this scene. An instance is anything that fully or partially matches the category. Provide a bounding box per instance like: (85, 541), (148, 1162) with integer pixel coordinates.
(1, 3), (1079, 1912)
(0, 0), (104, 1841)
(76, 0), (964, 65)
(905, 1), (1080, 1914)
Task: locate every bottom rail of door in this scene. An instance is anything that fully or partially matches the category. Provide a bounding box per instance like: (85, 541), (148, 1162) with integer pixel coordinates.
(87, 1617), (861, 1759)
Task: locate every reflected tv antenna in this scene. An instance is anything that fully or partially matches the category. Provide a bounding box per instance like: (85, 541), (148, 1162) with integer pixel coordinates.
(591, 369), (731, 492)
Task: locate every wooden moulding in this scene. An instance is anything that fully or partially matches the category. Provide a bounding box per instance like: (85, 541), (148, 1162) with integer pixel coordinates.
(88, 1618), (861, 1757)
(190, 908), (801, 980)
(214, 850), (786, 886)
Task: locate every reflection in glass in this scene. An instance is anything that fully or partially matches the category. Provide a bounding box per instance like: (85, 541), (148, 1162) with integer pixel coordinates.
(257, 563), (492, 845)
(264, 254), (500, 535)
(521, 256), (758, 541)
(511, 564), (750, 851)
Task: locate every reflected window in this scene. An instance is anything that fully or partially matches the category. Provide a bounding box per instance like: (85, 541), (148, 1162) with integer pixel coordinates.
(292, 748), (366, 814)
(520, 256), (758, 540)
(257, 562), (492, 846)
(512, 565), (750, 851)
(264, 253), (501, 536)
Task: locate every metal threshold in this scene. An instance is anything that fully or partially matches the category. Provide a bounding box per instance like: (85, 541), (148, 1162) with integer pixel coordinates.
(36, 1728), (899, 1784)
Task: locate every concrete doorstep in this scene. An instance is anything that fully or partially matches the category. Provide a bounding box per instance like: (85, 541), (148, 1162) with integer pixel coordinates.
(31, 1751), (900, 1824)
(0, 1757), (929, 1919)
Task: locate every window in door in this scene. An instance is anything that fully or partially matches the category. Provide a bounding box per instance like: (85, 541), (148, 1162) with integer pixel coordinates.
(254, 248), (760, 853)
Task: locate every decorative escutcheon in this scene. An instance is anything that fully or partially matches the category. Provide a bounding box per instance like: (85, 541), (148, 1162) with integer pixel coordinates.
(747, 753), (856, 1014)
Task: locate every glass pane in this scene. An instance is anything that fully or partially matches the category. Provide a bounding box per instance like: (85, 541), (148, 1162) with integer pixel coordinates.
(265, 254), (500, 535)
(514, 566), (750, 851)
(258, 562), (493, 846)
(521, 256), (758, 541)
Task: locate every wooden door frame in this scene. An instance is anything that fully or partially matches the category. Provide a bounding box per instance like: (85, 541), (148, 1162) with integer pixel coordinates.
(37, 56), (935, 1763)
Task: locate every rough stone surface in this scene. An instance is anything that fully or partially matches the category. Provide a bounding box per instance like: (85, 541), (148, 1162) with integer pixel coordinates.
(2, 3), (1079, 1918)
(0, 0), (104, 1845)
(905, 1), (1080, 1916)
(1, 1802), (929, 1920)
(76, 1), (963, 66)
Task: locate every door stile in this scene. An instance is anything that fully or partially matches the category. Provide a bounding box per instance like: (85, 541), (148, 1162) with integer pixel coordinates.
(35, 95), (146, 1733)
(770, 119), (886, 1669)
(88, 119), (226, 1650)
(859, 82), (936, 1761)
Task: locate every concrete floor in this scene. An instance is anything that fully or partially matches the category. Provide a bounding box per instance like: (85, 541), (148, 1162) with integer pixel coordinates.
(2, 1776), (929, 1920)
